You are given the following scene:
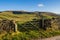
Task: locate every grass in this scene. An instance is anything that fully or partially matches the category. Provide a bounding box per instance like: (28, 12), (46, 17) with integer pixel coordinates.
(0, 12), (38, 24)
(0, 11), (60, 40)
(1, 30), (60, 40)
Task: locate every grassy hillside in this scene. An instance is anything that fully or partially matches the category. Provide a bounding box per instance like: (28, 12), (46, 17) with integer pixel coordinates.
(0, 11), (39, 24)
(0, 11), (58, 21)
(0, 11), (60, 40)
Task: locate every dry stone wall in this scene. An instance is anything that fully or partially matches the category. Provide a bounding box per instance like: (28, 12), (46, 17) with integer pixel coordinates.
(0, 19), (17, 33)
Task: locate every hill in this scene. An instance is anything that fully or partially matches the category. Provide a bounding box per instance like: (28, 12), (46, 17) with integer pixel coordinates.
(0, 11), (59, 19)
(0, 11), (60, 40)
(0, 11), (59, 22)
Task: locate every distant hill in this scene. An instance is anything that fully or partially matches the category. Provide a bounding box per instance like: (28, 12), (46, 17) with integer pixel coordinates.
(0, 11), (60, 24)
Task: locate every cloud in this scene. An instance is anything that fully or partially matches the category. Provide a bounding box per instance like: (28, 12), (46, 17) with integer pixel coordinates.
(38, 4), (44, 7)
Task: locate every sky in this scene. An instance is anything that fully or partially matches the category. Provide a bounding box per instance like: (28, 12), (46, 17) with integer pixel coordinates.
(0, 0), (60, 14)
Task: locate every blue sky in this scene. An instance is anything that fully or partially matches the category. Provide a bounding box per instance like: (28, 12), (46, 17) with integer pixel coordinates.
(0, 0), (60, 14)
